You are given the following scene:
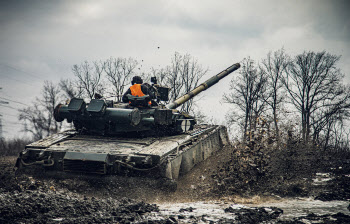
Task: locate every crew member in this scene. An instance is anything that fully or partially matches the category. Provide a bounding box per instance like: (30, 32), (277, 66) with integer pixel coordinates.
(122, 76), (150, 104)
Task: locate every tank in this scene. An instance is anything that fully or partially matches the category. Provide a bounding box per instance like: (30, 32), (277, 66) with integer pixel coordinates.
(15, 63), (240, 183)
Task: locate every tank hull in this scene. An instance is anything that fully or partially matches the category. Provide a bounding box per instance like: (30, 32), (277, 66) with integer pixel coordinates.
(16, 125), (229, 180)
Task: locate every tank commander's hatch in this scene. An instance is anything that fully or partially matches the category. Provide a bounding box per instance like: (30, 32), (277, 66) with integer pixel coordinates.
(127, 94), (151, 107)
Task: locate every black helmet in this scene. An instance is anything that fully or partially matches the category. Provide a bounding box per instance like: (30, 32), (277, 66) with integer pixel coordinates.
(131, 76), (143, 85)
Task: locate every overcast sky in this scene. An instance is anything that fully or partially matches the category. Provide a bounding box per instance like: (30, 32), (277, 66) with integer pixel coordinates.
(0, 0), (349, 139)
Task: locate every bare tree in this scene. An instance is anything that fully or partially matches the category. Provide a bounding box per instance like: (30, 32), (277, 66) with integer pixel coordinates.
(178, 53), (207, 112)
(104, 57), (138, 102)
(59, 78), (83, 99)
(312, 87), (350, 147)
(19, 81), (62, 140)
(72, 61), (105, 100)
(151, 52), (207, 113)
(319, 111), (347, 150)
(321, 118), (350, 152)
(40, 81), (62, 133)
(19, 105), (47, 140)
(166, 53), (185, 102)
(223, 57), (267, 138)
(282, 51), (350, 142)
(260, 48), (289, 146)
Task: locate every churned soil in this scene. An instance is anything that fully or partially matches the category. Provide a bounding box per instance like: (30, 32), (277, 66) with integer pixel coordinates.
(0, 191), (158, 224)
(1, 140), (350, 223)
(0, 156), (288, 224)
(0, 157), (161, 223)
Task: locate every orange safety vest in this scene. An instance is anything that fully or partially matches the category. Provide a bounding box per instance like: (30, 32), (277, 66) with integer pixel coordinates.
(129, 84), (151, 105)
(130, 84), (145, 97)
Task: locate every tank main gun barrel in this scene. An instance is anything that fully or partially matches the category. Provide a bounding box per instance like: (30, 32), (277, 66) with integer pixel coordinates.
(166, 62), (240, 110)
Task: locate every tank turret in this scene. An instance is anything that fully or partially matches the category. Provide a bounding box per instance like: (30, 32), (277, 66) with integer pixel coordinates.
(53, 63), (240, 136)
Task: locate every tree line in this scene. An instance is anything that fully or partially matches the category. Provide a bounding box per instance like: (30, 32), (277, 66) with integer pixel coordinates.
(223, 49), (350, 151)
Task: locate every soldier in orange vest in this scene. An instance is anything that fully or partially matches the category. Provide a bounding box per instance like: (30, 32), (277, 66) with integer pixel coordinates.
(122, 76), (150, 104)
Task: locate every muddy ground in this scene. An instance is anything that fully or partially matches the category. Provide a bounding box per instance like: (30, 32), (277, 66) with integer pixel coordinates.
(1, 142), (350, 223)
